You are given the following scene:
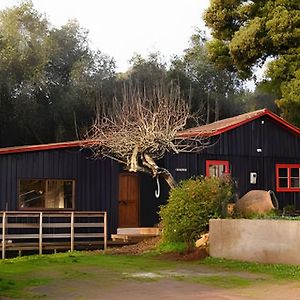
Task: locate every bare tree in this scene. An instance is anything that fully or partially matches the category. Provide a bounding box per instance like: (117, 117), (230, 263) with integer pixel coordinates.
(84, 84), (208, 189)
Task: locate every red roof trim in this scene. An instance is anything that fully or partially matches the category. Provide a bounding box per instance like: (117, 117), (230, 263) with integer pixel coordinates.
(178, 109), (300, 138)
(0, 109), (299, 155)
(0, 140), (92, 155)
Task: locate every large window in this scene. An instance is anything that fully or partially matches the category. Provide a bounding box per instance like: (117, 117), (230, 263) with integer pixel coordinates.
(19, 179), (74, 209)
(276, 164), (300, 192)
(206, 160), (230, 177)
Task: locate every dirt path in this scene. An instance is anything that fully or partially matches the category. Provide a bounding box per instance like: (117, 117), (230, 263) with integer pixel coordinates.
(29, 266), (300, 300)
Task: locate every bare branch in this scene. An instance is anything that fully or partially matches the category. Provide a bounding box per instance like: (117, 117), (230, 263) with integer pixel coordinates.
(84, 83), (208, 189)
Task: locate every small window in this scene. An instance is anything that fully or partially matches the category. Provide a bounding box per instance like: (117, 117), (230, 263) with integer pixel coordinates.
(276, 164), (300, 192)
(206, 160), (230, 177)
(19, 179), (74, 209)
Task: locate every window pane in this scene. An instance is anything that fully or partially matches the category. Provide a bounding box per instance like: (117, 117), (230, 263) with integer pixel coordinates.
(291, 168), (300, 178)
(19, 180), (45, 208)
(208, 162), (228, 177)
(291, 178), (300, 188)
(209, 165), (218, 177)
(218, 165), (226, 176)
(279, 178), (288, 188)
(20, 179), (74, 209)
(278, 168), (287, 177)
(64, 181), (73, 208)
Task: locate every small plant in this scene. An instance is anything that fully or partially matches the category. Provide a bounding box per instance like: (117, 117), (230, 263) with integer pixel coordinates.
(282, 204), (296, 216)
(159, 176), (234, 248)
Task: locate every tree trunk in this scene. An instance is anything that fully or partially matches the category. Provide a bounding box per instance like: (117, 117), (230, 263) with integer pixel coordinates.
(206, 92), (210, 124)
(157, 168), (178, 189)
(142, 153), (177, 189)
(214, 96), (219, 122)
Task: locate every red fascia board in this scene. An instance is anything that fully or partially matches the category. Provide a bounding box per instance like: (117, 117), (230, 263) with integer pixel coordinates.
(178, 109), (300, 138)
(0, 140), (93, 155)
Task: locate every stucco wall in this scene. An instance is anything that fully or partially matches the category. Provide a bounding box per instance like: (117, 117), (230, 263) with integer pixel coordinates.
(209, 219), (300, 265)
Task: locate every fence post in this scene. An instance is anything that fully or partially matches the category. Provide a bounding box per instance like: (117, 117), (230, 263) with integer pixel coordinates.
(70, 212), (74, 252)
(39, 212), (43, 255)
(2, 212), (6, 259)
(103, 212), (107, 251)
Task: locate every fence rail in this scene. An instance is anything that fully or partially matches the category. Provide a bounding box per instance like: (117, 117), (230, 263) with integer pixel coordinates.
(0, 211), (107, 259)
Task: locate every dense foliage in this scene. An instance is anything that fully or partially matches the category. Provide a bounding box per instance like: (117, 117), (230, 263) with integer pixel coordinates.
(159, 176), (234, 247)
(0, 1), (115, 146)
(0, 1), (251, 148)
(169, 32), (245, 122)
(204, 0), (300, 126)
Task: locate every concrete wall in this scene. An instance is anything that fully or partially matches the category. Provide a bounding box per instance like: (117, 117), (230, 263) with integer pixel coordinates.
(209, 219), (300, 265)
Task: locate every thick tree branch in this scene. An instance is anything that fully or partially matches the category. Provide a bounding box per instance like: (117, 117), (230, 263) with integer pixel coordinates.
(84, 84), (208, 190)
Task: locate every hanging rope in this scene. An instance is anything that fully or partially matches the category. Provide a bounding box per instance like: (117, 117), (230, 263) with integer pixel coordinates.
(155, 176), (160, 198)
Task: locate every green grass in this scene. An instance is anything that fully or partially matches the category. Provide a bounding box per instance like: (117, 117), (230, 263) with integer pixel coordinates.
(0, 251), (181, 298)
(200, 257), (300, 280)
(2, 252), (300, 299)
(189, 275), (254, 288)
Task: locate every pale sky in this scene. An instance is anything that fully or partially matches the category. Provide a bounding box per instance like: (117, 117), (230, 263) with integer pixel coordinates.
(0, 0), (210, 71)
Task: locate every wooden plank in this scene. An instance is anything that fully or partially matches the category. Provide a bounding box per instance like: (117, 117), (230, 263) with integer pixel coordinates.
(5, 224), (39, 229)
(74, 233), (104, 238)
(6, 234), (39, 239)
(2, 212), (6, 259)
(74, 213), (105, 217)
(70, 212), (74, 252)
(5, 213), (40, 218)
(39, 212), (43, 255)
(42, 234), (71, 239)
(42, 214), (72, 218)
(74, 223), (104, 228)
(42, 223), (71, 228)
(1, 211), (105, 215)
(104, 212), (107, 250)
(2, 223), (104, 229)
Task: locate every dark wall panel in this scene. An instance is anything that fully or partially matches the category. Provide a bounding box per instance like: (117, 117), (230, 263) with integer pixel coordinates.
(163, 115), (300, 210)
(0, 148), (119, 234)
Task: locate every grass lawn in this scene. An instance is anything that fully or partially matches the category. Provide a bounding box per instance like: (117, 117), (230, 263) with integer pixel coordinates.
(1, 251), (300, 299)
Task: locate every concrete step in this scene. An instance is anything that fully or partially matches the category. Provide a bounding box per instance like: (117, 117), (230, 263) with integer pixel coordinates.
(111, 233), (158, 243)
(116, 227), (160, 235)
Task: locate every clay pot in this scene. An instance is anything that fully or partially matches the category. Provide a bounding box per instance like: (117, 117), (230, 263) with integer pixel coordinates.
(235, 190), (278, 217)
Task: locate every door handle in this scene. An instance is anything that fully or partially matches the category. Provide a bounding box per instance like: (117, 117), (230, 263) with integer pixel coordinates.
(118, 200), (127, 205)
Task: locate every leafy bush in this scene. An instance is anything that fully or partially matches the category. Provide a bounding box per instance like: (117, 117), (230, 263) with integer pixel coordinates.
(155, 242), (187, 254)
(159, 176), (234, 247)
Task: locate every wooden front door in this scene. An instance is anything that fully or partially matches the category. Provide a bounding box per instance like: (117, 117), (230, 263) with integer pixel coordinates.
(118, 173), (139, 228)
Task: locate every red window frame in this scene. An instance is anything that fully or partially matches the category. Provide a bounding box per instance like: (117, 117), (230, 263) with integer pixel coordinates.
(276, 164), (300, 192)
(206, 160), (230, 177)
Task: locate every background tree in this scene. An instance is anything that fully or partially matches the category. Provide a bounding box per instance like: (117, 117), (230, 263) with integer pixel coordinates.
(204, 0), (300, 125)
(0, 1), (116, 146)
(168, 32), (245, 123)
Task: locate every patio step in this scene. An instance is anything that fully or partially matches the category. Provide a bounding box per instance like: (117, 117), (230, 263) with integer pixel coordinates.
(111, 227), (160, 243)
(117, 227), (160, 235)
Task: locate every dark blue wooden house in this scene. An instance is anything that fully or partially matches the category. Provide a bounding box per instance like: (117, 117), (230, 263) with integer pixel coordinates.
(0, 108), (299, 237)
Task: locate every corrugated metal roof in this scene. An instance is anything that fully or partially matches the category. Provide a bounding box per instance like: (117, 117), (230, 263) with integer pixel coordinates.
(178, 109), (300, 138)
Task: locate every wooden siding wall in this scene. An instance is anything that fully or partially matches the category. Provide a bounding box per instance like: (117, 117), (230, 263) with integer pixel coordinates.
(163, 116), (300, 209)
(0, 148), (119, 234)
(139, 173), (168, 227)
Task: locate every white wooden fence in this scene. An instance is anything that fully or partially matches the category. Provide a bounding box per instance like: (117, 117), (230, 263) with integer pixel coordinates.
(0, 211), (107, 259)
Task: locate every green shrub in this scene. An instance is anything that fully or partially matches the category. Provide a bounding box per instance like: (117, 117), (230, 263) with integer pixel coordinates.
(159, 176), (234, 247)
